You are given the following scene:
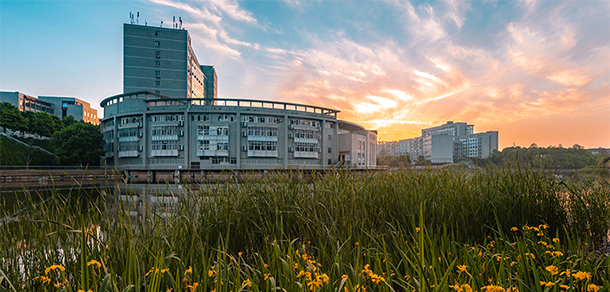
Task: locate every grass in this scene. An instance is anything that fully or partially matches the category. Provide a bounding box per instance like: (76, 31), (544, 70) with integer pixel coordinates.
(0, 165), (608, 291)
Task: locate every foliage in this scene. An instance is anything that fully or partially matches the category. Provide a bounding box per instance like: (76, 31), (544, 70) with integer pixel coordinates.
(0, 102), (28, 133)
(51, 123), (104, 166)
(1, 167), (608, 291)
(377, 155), (411, 167)
(479, 145), (599, 169)
(0, 136), (55, 165)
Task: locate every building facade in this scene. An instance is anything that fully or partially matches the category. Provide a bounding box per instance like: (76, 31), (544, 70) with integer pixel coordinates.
(38, 96), (99, 125)
(379, 121), (498, 164)
(337, 121), (377, 167)
(101, 23), (377, 170)
(100, 92), (341, 170)
(0, 91), (99, 125)
(123, 24), (216, 99)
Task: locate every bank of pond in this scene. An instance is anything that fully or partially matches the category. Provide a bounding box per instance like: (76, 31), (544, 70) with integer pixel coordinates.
(1, 166), (608, 291)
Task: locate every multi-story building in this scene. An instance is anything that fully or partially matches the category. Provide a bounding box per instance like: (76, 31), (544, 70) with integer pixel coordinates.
(38, 96), (99, 125)
(123, 24), (216, 99)
(0, 91), (53, 114)
(338, 121), (377, 167)
(0, 91), (99, 125)
(101, 23), (376, 170)
(377, 141), (399, 157)
(381, 121), (498, 164)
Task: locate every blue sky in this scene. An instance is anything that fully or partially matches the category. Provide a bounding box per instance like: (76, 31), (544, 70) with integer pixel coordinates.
(1, 0), (608, 148)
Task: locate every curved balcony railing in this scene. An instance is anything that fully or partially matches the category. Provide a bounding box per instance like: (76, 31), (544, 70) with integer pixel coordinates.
(101, 91), (339, 118)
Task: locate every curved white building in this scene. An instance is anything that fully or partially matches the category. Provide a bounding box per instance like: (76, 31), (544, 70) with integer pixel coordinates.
(100, 23), (376, 171)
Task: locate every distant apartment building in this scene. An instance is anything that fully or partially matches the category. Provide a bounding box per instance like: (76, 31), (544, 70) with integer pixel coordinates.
(377, 140), (400, 157)
(378, 121), (498, 164)
(0, 91), (99, 125)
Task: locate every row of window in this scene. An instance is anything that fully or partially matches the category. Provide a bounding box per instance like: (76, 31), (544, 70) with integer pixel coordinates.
(241, 116), (282, 124)
(152, 140), (178, 150)
(197, 125), (229, 136)
(248, 141), (278, 151)
(294, 129), (318, 139)
(119, 142), (139, 151)
(248, 126), (278, 137)
(198, 140), (229, 151)
(212, 157), (237, 165)
(121, 117), (143, 124)
(152, 126), (178, 136)
(294, 142), (318, 152)
(150, 115), (184, 122)
(290, 119), (319, 127)
(118, 128), (138, 138)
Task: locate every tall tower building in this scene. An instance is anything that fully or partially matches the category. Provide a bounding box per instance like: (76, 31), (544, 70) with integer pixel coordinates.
(123, 24), (216, 99)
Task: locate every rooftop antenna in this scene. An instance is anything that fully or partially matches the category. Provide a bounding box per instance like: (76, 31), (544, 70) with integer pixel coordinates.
(136, 12), (139, 25)
(173, 16), (175, 28)
(129, 12), (135, 24)
(145, 19), (147, 26)
(160, 20), (163, 28)
(179, 17), (182, 29)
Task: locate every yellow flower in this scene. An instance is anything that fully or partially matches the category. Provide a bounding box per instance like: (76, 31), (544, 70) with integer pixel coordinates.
(552, 251), (564, 257)
(342, 274), (348, 279)
(208, 269), (215, 277)
(510, 261), (517, 267)
(587, 284), (599, 292)
(537, 232), (544, 236)
(355, 242), (359, 246)
(264, 273), (270, 280)
(294, 262), (298, 269)
(481, 284), (505, 292)
(44, 265), (65, 275)
(457, 265), (468, 273)
(560, 284), (569, 289)
(238, 252), (243, 257)
(573, 271), (591, 281)
(546, 265), (559, 275)
(242, 279), (252, 287)
(297, 270), (306, 278)
(415, 227), (420, 233)
(511, 227), (518, 231)
(161, 268), (169, 274)
(461, 284), (473, 292)
(540, 281), (554, 287)
(264, 263), (268, 268)
(185, 282), (198, 292)
(184, 266), (192, 276)
(87, 260), (101, 268)
(552, 238), (560, 243)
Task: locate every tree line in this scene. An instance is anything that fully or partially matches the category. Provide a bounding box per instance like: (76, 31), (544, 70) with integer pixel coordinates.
(0, 102), (104, 166)
(477, 144), (604, 169)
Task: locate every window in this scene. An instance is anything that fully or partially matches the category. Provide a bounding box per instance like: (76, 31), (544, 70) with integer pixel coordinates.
(155, 91), (160, 94)
(328, 159), (332, 165)
(155, 41), (160, 47)
(155, 81), (160, 86)
(155, 31), (160, 36)
(155, 51), (160, 58)
(328, 147), (332, 153)
(155, 71), (160, 79)
(155, 61), (160, 67)
(328, 135), (332, 141)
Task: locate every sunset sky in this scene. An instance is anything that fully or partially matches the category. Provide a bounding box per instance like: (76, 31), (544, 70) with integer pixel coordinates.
(1, 0), (608, 149)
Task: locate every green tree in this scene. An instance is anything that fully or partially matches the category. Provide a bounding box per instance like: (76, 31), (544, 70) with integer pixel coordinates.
(51, 123), (104, 166)
(0, 102), (28, 133)
(62, 115), (78, 128)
